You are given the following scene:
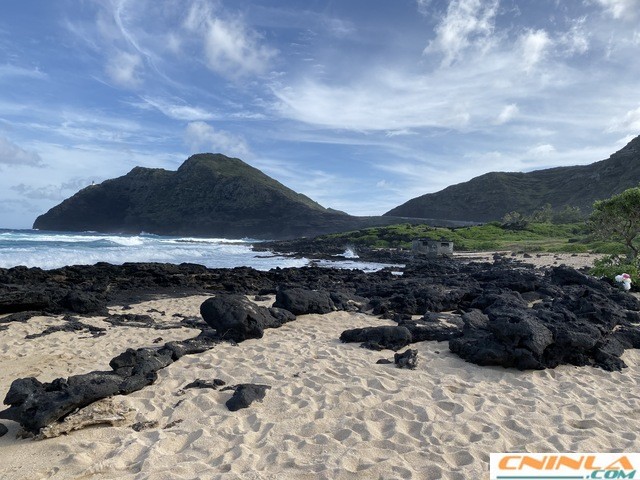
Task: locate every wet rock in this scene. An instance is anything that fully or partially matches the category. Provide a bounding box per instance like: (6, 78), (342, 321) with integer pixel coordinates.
(340, 326), (412, 351)
(224, 384), (271, 411)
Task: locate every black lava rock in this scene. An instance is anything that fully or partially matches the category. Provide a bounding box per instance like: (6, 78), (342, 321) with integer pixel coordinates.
(273, 288), (335, 315)
(225, 384), (271, 411)
(394, 349), (418, 369)
(200, 294), (276, 342)
(340, 326), (412, 351)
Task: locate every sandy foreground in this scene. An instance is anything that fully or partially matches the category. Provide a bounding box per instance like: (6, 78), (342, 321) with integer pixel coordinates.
(1, 255), (640, 479)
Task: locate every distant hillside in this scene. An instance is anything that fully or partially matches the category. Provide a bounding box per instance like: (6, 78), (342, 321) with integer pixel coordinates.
(33, 153), (447, 239)
(385, 135), (640, 222)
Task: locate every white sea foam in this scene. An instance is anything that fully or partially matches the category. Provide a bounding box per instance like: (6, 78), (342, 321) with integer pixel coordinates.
(0, 229), (398, 271)
(342, 246), (359, 258)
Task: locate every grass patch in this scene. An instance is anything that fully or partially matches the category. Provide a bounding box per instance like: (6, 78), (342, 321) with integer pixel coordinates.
(322, 221), (602, 253)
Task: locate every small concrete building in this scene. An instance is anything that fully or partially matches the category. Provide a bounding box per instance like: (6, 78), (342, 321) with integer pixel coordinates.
(411, 238), (454, 258)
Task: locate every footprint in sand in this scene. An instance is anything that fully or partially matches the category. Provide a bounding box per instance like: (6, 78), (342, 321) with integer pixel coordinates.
(568, 419), (602, 430)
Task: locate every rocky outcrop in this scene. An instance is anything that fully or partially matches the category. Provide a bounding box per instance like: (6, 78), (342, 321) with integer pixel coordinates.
(273, 288), (336, 315)
(200, 294), (296, 341)
(340, 325), (413, 351)
(4, 258), (640, 435)
(0, 332), (221, 434)
(342, 264), (640, 371)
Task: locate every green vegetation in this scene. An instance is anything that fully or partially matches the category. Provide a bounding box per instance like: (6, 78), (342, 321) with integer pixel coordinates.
(590, 255), (638, 280)
(586, 186), (640, 280)
(589, 187), (640, 262)
(320, 220), (621, 254)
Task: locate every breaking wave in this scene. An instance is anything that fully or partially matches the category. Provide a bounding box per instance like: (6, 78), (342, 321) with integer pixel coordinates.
(0, 229), (398, 272)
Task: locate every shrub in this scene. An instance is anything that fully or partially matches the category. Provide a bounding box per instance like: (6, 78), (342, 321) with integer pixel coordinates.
(590, 255), (638, 280)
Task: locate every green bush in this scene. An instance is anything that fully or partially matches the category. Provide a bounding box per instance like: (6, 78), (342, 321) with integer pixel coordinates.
(590, 242), (627, 255)
(590, 255), (638, 280)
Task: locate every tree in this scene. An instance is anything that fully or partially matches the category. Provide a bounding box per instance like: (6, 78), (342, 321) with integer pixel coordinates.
(501, 211), (528, 230)
(552, 205), (583, 224)
(530, 204), (553, 223)
(589, 187), (640, 262)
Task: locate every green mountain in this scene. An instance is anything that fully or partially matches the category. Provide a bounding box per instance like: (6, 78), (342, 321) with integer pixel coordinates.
(385, 135), (640, 222)
(33, 153), (419, 239)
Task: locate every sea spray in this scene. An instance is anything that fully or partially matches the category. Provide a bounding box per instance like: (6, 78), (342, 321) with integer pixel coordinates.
(0, 229), (399, 272)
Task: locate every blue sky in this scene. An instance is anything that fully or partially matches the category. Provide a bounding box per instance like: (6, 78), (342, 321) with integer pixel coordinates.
(1, 0), (639, 229)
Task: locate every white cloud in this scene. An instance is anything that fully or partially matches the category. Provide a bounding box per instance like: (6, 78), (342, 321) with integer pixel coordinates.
(166, 32), (182, 54)
(183, 2), (277, 78)
(11, 183), (65, 201)
(526, 143), (556, 158)
(273, 70), (469, 131)
(495, 104), (519, 125)
(0, 136), (43, 167)
(323, 17), (355, 38)
(416, 0), (433, 16)
(607, 105), (640, 133)
(105, 50), (143, 88)
(594, 0), (638, 19)
(0, 64), (46, 79)
(203, 17), (277, 77)
(520, 29), (552, 72)
(272, 57), (553, 133)
(184, 121), (251, 158)
(11, 177), (93, 200)
(139, 97), (216, 121)
(558, 18), (590, 56)
(385, 129), (418, 137)
(425, 0), (499, 66)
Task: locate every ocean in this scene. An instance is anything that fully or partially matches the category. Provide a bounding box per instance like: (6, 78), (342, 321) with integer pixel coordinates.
(0, 229), (399, 272)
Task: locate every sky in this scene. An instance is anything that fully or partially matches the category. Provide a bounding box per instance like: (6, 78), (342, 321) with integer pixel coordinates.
(1, 0), (639, 229)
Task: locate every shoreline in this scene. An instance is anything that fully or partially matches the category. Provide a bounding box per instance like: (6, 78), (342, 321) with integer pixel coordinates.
(1, 254), (638, 479)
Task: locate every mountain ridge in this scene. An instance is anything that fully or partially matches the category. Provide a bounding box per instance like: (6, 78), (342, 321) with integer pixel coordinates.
(33, 153), (464, 239)
(385, 135), (640, 222)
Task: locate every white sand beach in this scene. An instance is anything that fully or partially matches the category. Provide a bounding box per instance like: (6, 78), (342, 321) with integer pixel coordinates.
(454, 251), (606, 270)
(1, 273), (640, 480)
